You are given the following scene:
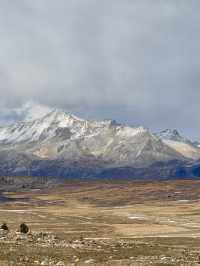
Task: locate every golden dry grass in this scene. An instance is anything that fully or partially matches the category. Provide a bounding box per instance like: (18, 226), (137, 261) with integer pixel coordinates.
(1, 179), (200, 265)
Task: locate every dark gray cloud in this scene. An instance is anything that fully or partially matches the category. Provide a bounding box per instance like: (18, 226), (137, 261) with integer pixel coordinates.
(0, 1), (200, 139)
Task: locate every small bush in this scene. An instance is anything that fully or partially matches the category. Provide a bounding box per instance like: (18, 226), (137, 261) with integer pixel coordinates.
(19, 223), (29, 234)
(1, 223), (8, 231)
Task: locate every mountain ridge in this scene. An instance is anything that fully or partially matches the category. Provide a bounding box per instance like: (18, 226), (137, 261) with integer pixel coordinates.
(0, 108), (199, 180)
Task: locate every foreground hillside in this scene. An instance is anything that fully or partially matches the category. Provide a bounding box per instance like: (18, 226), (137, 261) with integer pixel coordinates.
(0, 109), (200, 179)
(1, 179), (200, 265)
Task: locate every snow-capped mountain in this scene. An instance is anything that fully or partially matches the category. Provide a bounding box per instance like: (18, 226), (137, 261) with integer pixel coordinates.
(0, 109), (183, 164)
(156, 129), (188, 142)
(0, 109), (199, 179)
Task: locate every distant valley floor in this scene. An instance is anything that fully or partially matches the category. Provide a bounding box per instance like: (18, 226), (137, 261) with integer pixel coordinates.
(1, 179), (200, 265)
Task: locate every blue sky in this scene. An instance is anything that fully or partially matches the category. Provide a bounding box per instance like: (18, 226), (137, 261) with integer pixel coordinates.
(0, 1), (200, 140)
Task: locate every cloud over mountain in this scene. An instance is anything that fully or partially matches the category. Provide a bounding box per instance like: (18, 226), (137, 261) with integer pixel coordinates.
(0, 1), (200, 138)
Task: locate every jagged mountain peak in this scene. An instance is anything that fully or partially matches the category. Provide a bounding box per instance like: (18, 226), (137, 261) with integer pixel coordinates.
(0, 108), (87, 145)
(0, 108), (127, 145)
(162, 129), (180, 136)
(38, 108), (84, 123)
(157, 129), (187, 142)
(156, 129), (200, 160)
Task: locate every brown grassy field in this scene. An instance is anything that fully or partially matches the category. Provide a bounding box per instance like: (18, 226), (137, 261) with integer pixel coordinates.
(1, 179), (200, 265)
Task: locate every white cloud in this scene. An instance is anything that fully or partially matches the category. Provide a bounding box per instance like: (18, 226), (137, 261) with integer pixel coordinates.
(0, 102), (52, 124)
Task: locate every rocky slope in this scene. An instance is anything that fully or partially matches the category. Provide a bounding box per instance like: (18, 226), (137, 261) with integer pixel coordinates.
(156, 129), (200, 160)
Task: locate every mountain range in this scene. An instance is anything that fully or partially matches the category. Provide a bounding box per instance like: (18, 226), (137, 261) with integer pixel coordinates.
(0, 108), (200, 180)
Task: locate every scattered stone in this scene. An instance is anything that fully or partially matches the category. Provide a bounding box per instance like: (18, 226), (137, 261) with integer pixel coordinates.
(40, 258), (57, 266)
(0, 223), (9, 238)
(41, 258), (49, 266)
(56, 261), (65, 266)
(84, 259), (95, 264)
(0, 229), (7, 238)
